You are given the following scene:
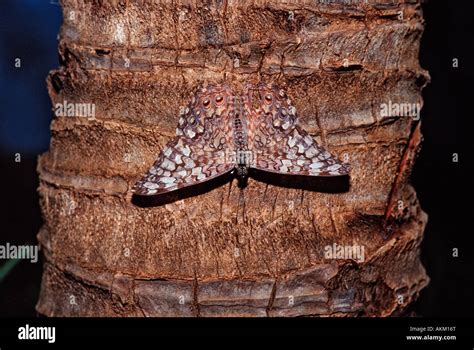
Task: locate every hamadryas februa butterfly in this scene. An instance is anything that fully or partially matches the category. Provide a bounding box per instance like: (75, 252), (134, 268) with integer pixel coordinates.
(133, 82), (350, 196)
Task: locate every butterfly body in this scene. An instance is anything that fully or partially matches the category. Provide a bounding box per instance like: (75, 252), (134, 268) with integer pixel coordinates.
(229, 95), (249, 180)
(133, 83), (349, 196)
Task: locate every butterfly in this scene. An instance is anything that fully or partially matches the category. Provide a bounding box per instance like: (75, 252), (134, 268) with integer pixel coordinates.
(132, 82), (350, 196)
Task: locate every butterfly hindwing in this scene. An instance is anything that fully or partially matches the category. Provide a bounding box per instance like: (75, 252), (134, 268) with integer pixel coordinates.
(133, 84), (234, 196)
(246, 83), (349, 177)
(132, 140), (233, 196)
(252, 125), (350, 176)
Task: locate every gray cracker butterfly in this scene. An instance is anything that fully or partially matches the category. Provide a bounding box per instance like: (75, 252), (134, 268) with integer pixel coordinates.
(133, 82), (350, 196)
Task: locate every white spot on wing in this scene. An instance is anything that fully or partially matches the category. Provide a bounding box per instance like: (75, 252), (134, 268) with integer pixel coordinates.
(184, 158), (195, 168)
(309, 162), (323, 169)
(182, 145), (191, 156)
(288, 136), (296, 148)
(186, 129), (196, 138)
(161, 177), (176, 184)
(144, 182), (159, 189)
(162, 158), (176, 171)
(327, 164), (341, 172)
(304, 135), (313, 145)
(305, 147), (318, 158)
(164, 148), (172, 157)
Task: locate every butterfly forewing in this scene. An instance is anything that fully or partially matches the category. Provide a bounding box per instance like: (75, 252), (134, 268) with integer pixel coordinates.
(246, 83), (349, 177)
(133, 84), (235, 196)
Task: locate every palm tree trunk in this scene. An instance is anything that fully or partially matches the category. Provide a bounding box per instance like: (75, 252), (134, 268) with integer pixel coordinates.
(36, 0), (429, 317)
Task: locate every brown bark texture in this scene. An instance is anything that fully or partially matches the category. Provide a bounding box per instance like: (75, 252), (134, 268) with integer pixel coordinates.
(36, 0), (430, 317)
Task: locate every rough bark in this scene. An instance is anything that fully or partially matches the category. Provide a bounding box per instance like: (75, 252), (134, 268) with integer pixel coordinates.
(36, 0), (430, 317)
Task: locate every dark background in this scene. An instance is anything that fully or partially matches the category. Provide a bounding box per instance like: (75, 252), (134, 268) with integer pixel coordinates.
(0, 0), (471, 317)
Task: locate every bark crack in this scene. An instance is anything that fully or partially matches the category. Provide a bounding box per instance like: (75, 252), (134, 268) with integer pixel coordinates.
(266, 279), (277, 316)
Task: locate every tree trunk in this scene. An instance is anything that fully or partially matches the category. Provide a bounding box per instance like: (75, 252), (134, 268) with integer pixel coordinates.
(36, 0), (429, 317)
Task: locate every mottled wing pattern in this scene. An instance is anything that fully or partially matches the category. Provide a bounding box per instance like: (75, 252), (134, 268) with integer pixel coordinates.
(245, 83), (349, 177)
(133, 84), (234, 196)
